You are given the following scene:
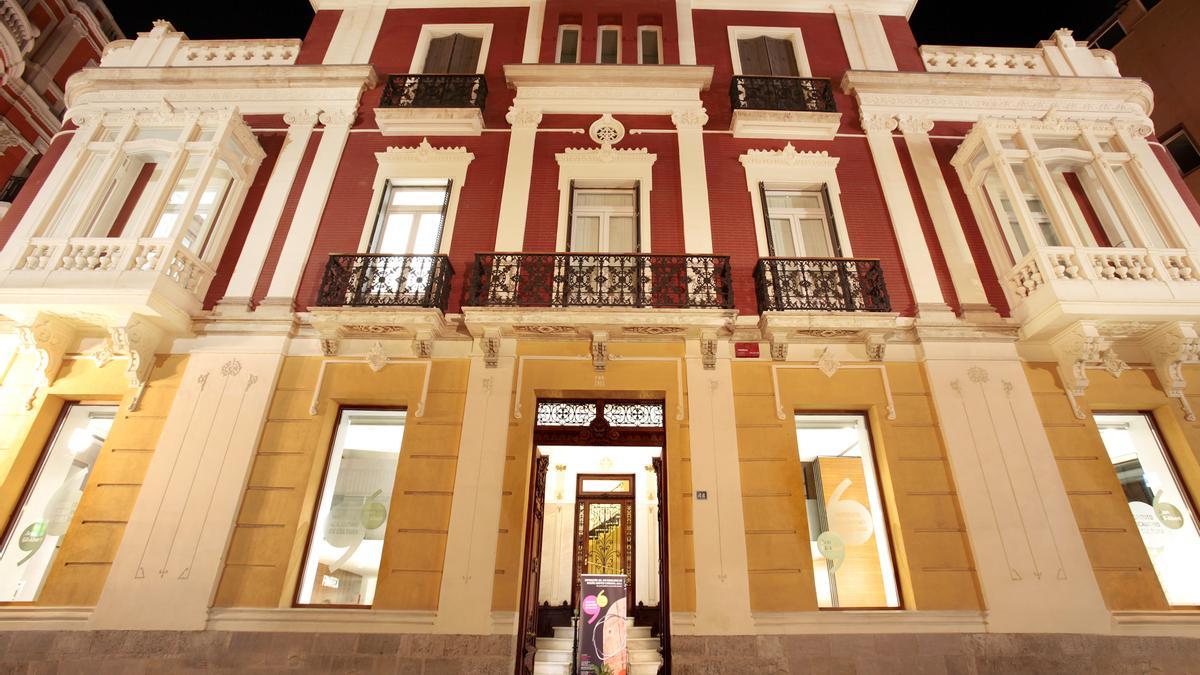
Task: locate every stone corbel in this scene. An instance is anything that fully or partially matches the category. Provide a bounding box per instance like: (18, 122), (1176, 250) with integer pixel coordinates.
(1050, 322), (1108, 420)
(864, 332), (888, 362)
(316, 325), (345, 357)
(414, 330), (433, 359)
(109, 318), (164, 412)
(768, 333), (788, 362)
(16, 315), (74, 411)
(700, 331), (717, 370)
(591, 331), (609, 372)
(1143, 322), (1200, 422)
(481, 328), (501, 368)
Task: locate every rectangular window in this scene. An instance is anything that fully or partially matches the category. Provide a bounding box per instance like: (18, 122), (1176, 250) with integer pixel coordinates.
(1010, 164), (1061, 247)
(0, 403), (116, 601)
(796, 414), (899, 609)
(1110, 164), (1169, 248)
(1093, 22), (1126, 50)
(369, 182), (450, 255)
(557, 25), (581, 64)
(762, 188), (839, 258)
(597, 26), (621, 64)
(1095, 413), (1200, 605)
(1164, 128), (1200, 176)
(296, 409), (406, 607)
(568, 187), (638, 253)
(638, 26), (662, 65)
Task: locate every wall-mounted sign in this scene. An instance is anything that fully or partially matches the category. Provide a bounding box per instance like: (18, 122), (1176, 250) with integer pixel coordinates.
(734, 343), (760, 359)
(577, 574), (628, 675)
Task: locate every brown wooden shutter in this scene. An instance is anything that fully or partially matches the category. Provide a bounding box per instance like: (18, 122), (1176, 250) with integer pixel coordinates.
(820, 186), (843, 257)
(565, 180), (577, 252)
(423, 34), (455, 73)
(447, 34), (483, 73)
(738, 37), (769, 75)
(765, 37), (799, 76)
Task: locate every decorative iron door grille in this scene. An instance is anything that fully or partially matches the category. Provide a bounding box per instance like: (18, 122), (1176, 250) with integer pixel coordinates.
(730, 75), (837, 113)
(467, 253), (734, 309)
(316, 254), (454, 309)
(754, 257), (891, 312)
(380, 74), (488, 110)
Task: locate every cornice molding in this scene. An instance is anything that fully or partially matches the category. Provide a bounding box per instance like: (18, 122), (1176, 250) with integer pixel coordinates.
(376, 138), (474, 166)
(739, 143), (840, 171)
(556, 146), (656, 166)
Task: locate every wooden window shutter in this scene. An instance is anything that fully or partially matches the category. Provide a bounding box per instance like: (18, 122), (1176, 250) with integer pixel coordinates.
(565, 180), (577, 252)
(759, 182), (777, 256)
(423, 34), (455, 73)
(634, 181), (642, 253)
(738, 37), (770, 75)
(447, 34), (483, 74)
(765, 37), (799, 76)
(820, 185), (843, 257)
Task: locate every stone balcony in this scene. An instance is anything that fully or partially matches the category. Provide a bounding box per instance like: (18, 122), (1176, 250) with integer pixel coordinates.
(99, 20), (300, 69)
(920, 29), (1121, 79)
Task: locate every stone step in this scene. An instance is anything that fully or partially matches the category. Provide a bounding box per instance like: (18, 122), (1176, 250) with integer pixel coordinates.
(532, 663), (569, 675)
(628, 637), (660, 651)
(552, 625), (653, 640)
(630, 649), (664, 664)
(630, 662), (663, 675)
(536, 637), (573, 651)
(533, 649), (572, 664)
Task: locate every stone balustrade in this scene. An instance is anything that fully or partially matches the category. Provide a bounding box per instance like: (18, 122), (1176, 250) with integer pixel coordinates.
(16, 236), (215, 296)
(100, 20), (300, 69)
(921, 29), (1121, 79)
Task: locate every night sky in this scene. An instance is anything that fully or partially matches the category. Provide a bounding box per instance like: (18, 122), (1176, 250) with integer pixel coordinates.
(103, 0), (1122, 49)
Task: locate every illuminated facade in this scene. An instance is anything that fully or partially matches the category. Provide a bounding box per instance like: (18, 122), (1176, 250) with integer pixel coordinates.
(0, 1), (1197, 672)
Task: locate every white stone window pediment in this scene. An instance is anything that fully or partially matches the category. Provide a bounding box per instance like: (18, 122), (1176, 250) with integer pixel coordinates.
(554, 142), (656, 252)
(739, 144), (851, 258)
(357, 138), (475, 255)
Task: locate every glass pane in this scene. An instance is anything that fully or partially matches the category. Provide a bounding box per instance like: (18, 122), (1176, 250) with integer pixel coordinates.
(1011, 165), (1060, 246)
(188, 162), (234, 256)
(607, 216), (636, 253)
(1095, 413), (1200, 605)
(297, 409), (405, 607)
(640, 29), (660, 65)
(47, 153), (107, 237)
(412, 213), (443, 254)
(559, 28), (580, 63)
(798, 218), (833, 257)
(576, 191), (635, 209)
(0, 404), (116, 601)
(1035, 136), (1085, 152)
(96, 127), (120, 143)
(766, 193), (822, 211)
(769, 218), (797, 257)
(585, 503), (624, 574)
(571, 216), (601, 252)
(581, 479), (632, 494)
(599, 28), (619, 64)
(377, 213), (415, 254)
(152, 154), (203, 239)
(796, 414), (899, 609)
(984, 175), (1029, 257)
(390, 187), (446, 207)
(1111, 164), (1167, 248)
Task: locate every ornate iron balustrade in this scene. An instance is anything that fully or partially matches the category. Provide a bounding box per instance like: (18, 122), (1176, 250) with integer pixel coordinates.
(730, 76), (837, 113)
(467, 253), (734, 309)
(380, 74), (488, 110)
(755, 257), (890, 313)
(316, 254), (454, 309)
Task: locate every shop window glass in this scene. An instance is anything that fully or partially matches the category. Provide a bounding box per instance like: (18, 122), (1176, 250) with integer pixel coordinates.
(796, 414), (899, 608)
(1095, 413), (1200, 605)
(0, 404), (116, 601)
(297, 409), (406, 607)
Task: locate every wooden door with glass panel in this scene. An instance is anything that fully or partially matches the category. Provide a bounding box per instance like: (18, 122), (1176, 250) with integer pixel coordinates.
(572, 475), (635, 604)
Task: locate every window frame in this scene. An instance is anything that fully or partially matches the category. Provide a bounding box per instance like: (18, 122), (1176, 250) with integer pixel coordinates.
(556, 24), (582, 64)
(566, 185), (640, 253)
(637, 26), (663, 65)
(366, 181), (452, 255)
(1163, 127), (1200, 177)
(409, 24), (494, 74)
(760, 187), (842, 258)
(727, 26), (812, 77)
(596, 25), (622, 64)
(739, 148), (852, 259)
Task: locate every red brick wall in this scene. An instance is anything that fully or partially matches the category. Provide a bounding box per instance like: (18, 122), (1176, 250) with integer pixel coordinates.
(0, 132), (69, 248)
(54, 38), (96, 90)
(705, 134), (917, 316)
(204, 132), (285, 308)
(296, 10), (341, 65)
(881, 15), (925, 72)
(540, 0), (680, 65)
(895, 137), (960, 313)
(292, 133), (512, 312)
(251, 132), (322, 305)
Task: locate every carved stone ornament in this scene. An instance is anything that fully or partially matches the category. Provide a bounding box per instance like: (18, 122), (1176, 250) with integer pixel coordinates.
(0, 120), (22, 154)
(591, 331), (609, 372)
(860, 113), (898, 134)
(506, 106), (543, 129)
(670, 108), (709, 130)
(1101, 348), (1129, 378)
(865, 333), (887, 362)
(377, 138), (474, 165)
(319, 108), (357, 127)
(769, 334), (788, 362)
(16, 315), (74, 411)
(816, 348), (840, 378)
(481, 329), (501, 368)
(589, 114), (625, 147)
(1050, 322), (1107, 420)
(414, 330), (434, 359)
(1143, 322), (1200, 421)
(558, 145), (655, 166)
(366, 341), (388, 373)
(109, 318), (165, 412)
(700, 332), (717, 370)
(283, 108), (320, 127)
(739, 144), (840, 171)
(896, 114), (934, 135)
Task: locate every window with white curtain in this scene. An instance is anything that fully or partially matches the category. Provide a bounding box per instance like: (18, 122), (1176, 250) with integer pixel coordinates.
(763, 189), (839, 257)
(369, 182), (450, 255)
(569, 187), (638, 253)
(597, 26), (621, 64)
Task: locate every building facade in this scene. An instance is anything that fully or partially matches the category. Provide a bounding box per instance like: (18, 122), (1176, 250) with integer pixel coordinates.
(0, 1), (1197, 672)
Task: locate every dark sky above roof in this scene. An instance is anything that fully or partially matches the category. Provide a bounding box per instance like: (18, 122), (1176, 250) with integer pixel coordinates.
(105, 0), (1121, 49)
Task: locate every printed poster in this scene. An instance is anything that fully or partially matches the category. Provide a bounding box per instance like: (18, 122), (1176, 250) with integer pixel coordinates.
(577, 574), (628, 675)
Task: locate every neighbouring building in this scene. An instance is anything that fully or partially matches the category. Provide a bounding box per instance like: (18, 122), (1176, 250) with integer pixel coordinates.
(0, 1), (1197, 672)
(1089, 0), (1200, 207)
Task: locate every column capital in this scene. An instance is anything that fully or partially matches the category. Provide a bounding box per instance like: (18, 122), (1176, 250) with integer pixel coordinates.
(282, 108), (320, 127)
(860, 113), (898, 134)
(505, 105), (542, 130)
(896, 114), (934, 135)
(671, 107), (709, 130)
(318, 107), (357, 127)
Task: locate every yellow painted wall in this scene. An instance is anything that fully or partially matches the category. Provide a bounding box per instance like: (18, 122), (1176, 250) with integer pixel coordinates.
(0, 352), (184, 606)
(732, 360), (983, 612)
(213, 356), (469, 610)
(1026, 362), (1200, 610)
(490, 341), (695, 614)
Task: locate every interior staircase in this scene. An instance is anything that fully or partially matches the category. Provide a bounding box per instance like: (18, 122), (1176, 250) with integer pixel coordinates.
(532, 618), (663, 675)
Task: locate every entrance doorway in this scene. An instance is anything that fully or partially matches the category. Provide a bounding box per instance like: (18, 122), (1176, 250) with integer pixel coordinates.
(516, 400), (669, 675)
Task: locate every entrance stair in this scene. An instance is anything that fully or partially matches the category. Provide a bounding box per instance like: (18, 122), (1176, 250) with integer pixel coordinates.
(532, 619), (662, 675)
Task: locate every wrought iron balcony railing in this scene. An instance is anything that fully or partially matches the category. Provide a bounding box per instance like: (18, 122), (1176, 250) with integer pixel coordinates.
(754, 257), (891, 313)
(380, 74), (488, 110)
(316, 254), (454, 310)
(467, 253), (734, 309)
(729, 76), (837, 113)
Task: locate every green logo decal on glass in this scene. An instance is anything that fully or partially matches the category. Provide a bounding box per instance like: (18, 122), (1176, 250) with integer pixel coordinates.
(1153, 490), (1185, 530)
(16, 522), (46, 565)
(816, 531), (846, 573)
(362, 489), (388, 530)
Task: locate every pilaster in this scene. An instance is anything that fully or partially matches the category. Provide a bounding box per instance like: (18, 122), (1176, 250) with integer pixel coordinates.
(673, 108), (713, 254)
(676, 0), (697, 66)
(323, 2), (387, 64)
(493, 107), (542, 251)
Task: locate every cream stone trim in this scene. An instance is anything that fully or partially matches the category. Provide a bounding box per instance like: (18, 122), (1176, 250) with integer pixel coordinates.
(308, 355), (436, 417)
(771, 359), (896, 420)
(727, 26), (811, 77)
(207, 608), (438, 633)
(753, 610), (987, 634)
(739, 145), (851, 258)
(409, 23), (493, 74)
(356, 139), (475, 255)
(1111, 611), (1200, 638)
(554, 144), (655, 252)
(0, 607), (92, 631)
(504, 64), (713, 116)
